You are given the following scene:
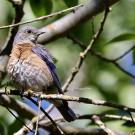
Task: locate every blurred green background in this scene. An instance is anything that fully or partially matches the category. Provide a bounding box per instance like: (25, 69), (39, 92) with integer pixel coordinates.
(0, 0), (135, 134)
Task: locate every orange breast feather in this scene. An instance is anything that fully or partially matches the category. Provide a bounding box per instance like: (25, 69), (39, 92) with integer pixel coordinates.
(7, 43), (53, 91)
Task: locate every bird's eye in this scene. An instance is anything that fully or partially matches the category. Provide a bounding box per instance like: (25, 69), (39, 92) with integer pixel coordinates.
(26, 29), (32, 34)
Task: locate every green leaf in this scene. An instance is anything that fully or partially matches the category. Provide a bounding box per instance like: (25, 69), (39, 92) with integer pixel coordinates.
(0, 122), (7, 135)
(123, 120), (135, 127)
(63, 0), (78, 7)
(132, 50), (135, 65)
(107, 33), (135, 44)
(30, 0), (52, 17)
(8, 118), (23, 135)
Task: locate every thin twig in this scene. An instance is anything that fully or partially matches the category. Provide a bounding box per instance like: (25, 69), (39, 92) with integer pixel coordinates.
(91, 115), (116, 135)
(91, 52), (135, 78)
(91, 51), (135, 79)
(0, 94), (36, 119)
(34, 99), (41, 135)
(0, 0), (119, 77)
(67, 33), (135, 79)
(8, 89), (134, 134)
(27, 97), (65, 135)
(115, 45), (135, 61)
(38, 0), (119, 44)
(0, 4), (83, 30)
(40, 104), (54, 121)
(32, 113), (135, 134)
(40, 113), (135, 125)
(78, 113), (134, 123)
(62, 5), (110, 91)
(15, 105), (62, 135)
(6, 107), (34, 133)
(113, 61), (135, 78)
(0, 0), (25, 80)
(126, 111), (135, 126)
(9, 109), (135, 134)
(40, 125), (117, 135)
(1, 0), (25, 56)
(15, 103), (56, 135)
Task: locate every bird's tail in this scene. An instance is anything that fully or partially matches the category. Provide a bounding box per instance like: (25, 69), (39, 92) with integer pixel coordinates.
(56, 102), (76, 122)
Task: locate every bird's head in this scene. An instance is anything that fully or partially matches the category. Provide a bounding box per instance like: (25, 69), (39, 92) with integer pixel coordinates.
(13, 26), (45, 45)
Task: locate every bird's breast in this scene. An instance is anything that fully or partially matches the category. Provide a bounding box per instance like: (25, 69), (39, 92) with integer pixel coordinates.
(7, 45), (53, 92)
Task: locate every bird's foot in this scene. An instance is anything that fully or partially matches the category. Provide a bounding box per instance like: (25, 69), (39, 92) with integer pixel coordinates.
(26, 88), (34, 97)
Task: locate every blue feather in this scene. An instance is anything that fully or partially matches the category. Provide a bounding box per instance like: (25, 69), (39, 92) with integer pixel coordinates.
(32, 45), (63, 94)
(32, 45), (76, 121)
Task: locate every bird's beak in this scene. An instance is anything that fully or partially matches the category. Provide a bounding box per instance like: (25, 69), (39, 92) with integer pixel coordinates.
(37, 31), (46, 36)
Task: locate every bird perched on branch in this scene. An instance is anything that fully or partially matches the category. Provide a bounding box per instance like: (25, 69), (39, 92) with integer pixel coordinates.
(7, 26), (76, 122)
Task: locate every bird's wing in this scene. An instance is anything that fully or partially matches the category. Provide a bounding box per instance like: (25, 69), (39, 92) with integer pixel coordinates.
(32, 44), (63, 94)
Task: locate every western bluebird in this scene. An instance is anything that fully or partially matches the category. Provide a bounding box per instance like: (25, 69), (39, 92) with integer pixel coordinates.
(7, 26), (76, 122)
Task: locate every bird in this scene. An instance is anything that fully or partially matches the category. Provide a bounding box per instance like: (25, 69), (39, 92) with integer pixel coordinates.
(7, 26), (76, 122)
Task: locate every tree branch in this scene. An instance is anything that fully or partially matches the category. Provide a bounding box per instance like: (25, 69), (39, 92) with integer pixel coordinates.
(14, 101), (134, 134)
(0, 0), (119, 80)
(79, 113), (134, 123)
(27, 97), (64, 135)
(0, 95), (36, 119)
(1, 0), (25, 56)
(67, 33), (135, 79)
(0, 4), (82, 30)
(1, 90), (135, 114)
(1, 89), (135, 122)
(39, 122), (124, 135)
(91, 115), (116, 135)
(38, 0), (119, 44)
(41, 125), (109, 135)
(0, 0), (25, 79)
(25, 93), (135, 113)
(91, 51), (135, 79)
(62, 3), (110, 91)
